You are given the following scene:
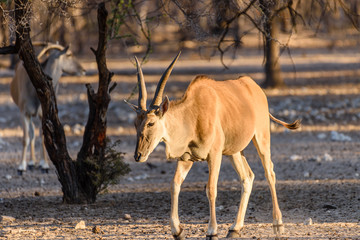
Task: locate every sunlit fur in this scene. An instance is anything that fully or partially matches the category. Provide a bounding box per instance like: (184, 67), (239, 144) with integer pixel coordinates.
(131, 58), (300, 239)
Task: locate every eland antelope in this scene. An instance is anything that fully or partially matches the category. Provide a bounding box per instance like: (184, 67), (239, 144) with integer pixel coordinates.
(127, 53), (300, 239)
(10, 44), (85, 175)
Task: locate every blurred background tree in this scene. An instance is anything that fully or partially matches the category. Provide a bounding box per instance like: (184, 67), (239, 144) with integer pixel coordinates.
(2, 0), (359, 84)
(162, 0), (360, 87)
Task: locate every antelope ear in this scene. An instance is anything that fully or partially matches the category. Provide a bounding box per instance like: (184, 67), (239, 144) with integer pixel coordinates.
(159, 95), (170, 117)
(61, 45), (70, 54)
(124, 100), (139, 112)
(55, 45), (69, 58)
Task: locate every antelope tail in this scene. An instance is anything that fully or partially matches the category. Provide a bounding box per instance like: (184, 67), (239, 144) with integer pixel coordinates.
(269, 113), (301, 130)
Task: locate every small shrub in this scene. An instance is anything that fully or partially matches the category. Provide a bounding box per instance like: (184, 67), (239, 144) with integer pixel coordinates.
(81, 139), (131, 195)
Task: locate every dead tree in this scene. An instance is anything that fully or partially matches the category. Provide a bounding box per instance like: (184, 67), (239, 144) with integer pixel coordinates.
(76, 2), (122, 203)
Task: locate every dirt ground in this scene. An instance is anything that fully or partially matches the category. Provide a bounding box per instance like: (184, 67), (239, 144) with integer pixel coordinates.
(0, 36), (360, 239)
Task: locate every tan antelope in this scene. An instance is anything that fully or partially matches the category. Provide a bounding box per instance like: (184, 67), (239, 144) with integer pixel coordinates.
(10, 44), (85, 175)
(127, 53), (300, 239)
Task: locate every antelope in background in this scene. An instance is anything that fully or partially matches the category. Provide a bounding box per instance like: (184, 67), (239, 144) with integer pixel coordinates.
(127, 52), (301, 239)
(10, 43), (85, 175)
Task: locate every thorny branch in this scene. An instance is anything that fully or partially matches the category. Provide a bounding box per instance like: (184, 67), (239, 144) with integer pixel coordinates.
(1, 0), (85, 46)
(109, 0), (157, 63)
(216, 0), (258, 68)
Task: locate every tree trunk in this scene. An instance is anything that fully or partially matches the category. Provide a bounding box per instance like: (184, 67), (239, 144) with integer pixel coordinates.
(13, 0), (115, 204)
(76, 2), (116, 203)
(260, 0), (285, 88)
(263, 17), (284, 88)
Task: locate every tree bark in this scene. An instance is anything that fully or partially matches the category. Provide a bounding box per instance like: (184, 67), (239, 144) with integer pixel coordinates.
(76, 2), (115, 203)
(260, 0), (285, 88)
(263, 16), (284, 88)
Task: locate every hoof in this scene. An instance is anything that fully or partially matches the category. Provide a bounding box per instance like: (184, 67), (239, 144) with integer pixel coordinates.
(27, 165), (35, 171)
(273, 224), (284, 235)
(41, 168), (49, 174)
(173, 228), (185, 240)
(17, 170), (25, 176)
(226, 229), (242, 238)
(206, 234), (218, 240)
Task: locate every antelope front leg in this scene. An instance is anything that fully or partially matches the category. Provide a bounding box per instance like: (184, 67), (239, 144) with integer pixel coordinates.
(206, 151), (222, 240)
(171, 160), (193, 240)
(18, 114), (30, 175)
(28, 119), (37, 170)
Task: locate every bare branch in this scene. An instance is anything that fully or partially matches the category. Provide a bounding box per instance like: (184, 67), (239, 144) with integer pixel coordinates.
(338, 0), (360, 31)
(215, 0), (258, 69)
(227, 0), (258, 26)
(109, 82), (117, 93)
(131, 1), (152, 62)
(0, 45), (17, 54)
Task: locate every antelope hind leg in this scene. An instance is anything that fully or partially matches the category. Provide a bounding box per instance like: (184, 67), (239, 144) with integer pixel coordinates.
(252, 133), (284, 235)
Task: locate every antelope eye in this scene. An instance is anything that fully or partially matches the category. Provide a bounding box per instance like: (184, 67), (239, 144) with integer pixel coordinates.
(147, 122), (155, 127)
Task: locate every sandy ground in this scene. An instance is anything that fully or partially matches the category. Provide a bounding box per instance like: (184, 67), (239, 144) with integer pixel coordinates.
(0, 44), (360, 239)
